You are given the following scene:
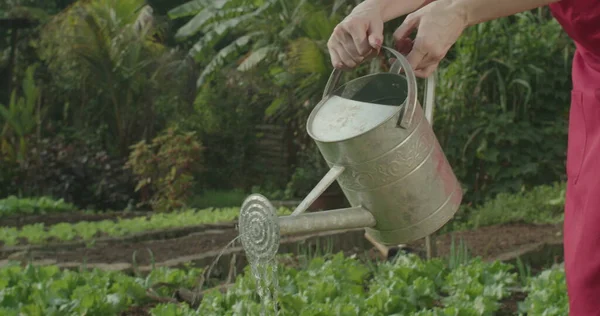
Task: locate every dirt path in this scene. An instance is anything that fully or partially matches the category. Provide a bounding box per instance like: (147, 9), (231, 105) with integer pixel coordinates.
(4, 222), (563, 268)
(10, 229), (239, 266)
(409, 222), (563, 259)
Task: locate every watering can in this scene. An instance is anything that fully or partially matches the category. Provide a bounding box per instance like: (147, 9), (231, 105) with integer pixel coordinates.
(239, 47), (462, 263)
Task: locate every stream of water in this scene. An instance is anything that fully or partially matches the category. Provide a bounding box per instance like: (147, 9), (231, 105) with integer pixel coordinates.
(205, 234), (244, 282)
(249, 256), (279, 316)
(207, 231), (280, 316)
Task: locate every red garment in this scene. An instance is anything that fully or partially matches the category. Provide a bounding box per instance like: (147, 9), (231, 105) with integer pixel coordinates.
(550, 0), (600, 315)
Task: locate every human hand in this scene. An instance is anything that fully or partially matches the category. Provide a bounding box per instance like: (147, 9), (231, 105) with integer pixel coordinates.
(393, 0), (469, 77)
(327, 1), (384, 69)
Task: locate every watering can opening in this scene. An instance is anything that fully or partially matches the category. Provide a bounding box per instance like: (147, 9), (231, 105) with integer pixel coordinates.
(307, 72), (410, 144)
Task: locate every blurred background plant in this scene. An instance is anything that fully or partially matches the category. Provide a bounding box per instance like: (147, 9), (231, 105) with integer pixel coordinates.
(0, 0), (574, 215)
(434, 10), (572, 206)
(126, 126), (204, 212)
(38, 0), (195, 157)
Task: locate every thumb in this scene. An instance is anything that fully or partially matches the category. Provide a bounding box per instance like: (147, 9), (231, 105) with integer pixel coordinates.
(367, 21), (384, 49)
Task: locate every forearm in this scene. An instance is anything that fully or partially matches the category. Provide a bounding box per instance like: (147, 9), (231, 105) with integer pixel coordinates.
(360, 0), (435, 22)
(452, 0), (559, 26)
(362, 0), (558, 25)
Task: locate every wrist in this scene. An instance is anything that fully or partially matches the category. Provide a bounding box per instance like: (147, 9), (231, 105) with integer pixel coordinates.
(350, 0), (386, 21)
(446, 0), (558, 27)
(372, 0), (396, 22)
(446, 0), (471, 27)
(358, 0), (428, 23)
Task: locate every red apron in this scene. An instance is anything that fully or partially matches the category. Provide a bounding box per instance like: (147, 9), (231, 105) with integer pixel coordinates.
(549, 1), (600, 315)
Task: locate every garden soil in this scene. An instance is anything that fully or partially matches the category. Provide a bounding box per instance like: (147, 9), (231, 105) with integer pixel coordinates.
(4, 222), (563, 267)
(409, 222), (563, 259)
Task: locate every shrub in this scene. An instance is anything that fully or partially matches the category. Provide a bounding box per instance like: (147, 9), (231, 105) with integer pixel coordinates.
(444, 182), (566, 232)
(178, 70), (272, 191)
(126, 126), (204, 211)
(15, 136), (137, 211)
(435, 10), (573, 204)
(0, 64), (42, 165)
(0, 196), (76, 217)
(0, 160), (19, 198)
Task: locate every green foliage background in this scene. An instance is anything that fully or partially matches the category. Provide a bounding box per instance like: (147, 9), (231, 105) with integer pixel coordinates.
(0, 0), (574, 210)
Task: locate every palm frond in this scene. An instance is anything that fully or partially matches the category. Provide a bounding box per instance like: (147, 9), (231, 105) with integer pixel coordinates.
(168, 0), (213, 19)
(237, 45), (278, 71)
(187, 1), (276, 62)
(187, 13), (253, 62)
(196, 31), (264, 87)
(173, 0), (249, 40)
(288, 37), (327, 75)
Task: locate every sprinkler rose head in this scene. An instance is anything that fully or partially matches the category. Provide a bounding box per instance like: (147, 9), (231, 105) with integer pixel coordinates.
(239, 194), (280, 263)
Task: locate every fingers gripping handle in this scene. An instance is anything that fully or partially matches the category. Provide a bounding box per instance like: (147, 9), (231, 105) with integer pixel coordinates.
(322, 46), (435, 129)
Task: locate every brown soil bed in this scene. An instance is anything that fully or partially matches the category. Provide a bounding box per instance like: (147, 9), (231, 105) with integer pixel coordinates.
(10, 229), (240, 266)
(0, 211), (152, 228)
(498, 291), (528, 315)
(121, 303), (162, 316)
(0, 223), (235, 253)
(407, 222), (563, 260)
(5, 222), (564, 270)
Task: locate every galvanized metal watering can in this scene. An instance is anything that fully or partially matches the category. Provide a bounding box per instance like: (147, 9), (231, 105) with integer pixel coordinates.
(239, 47), (462, 263)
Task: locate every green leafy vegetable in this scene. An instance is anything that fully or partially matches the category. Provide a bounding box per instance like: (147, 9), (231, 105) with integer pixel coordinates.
(0, 263), (203, 315)
(0, 253), (567, 315)
(0, 207), (291, 246)
(519, 264), (568, 315)
(0, 196), (76, 217)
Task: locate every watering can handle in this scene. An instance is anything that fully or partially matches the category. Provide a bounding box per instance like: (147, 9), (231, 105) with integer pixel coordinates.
(390, 59), (436, 125)
(322, 46), (436, 128)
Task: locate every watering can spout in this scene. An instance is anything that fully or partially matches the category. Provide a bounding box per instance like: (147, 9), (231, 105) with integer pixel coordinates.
(281, 162), (376, 235)
(280, 206), (376, 235)
(290, 165), (345, 216)
(238, 194), (375, 263)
